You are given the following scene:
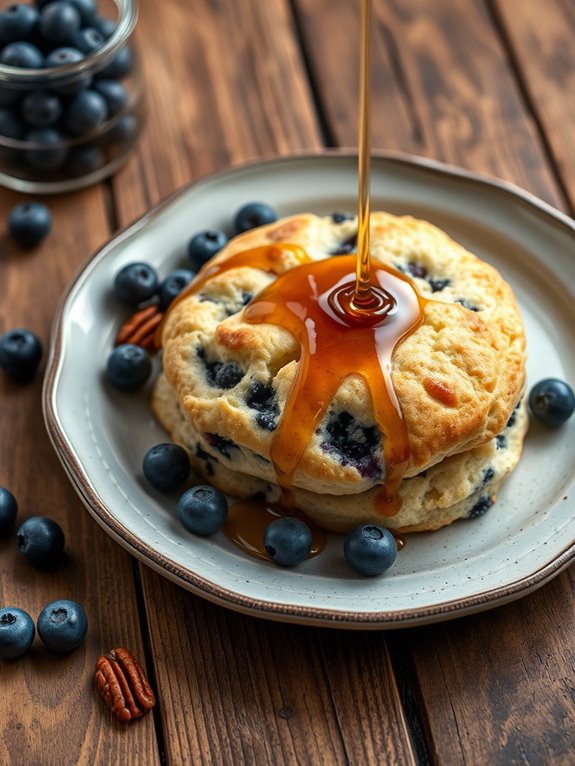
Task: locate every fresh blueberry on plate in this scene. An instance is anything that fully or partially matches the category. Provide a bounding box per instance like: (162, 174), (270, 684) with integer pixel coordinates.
(177, 485), (228, 536)
(63, 88), (107, 136)
(0, 4), (39, 43)
(39, 1), (82, 46)
(16, 516), (65, 567)
(343, 524), (397, 576)
(0, 607), (35, 659)
(37, 599), (87, 652)
(114, 261), (159, 306)
(106, 344), (152, 390)
(0, 328), (42, 382)
(187, 229), (227, 271)
(8, 201), (52, 247)
(234, 202), (277, 234)
(529, 378), (575, 426)
(159, 268), (194, 310)
(263, 517), (312, 567)
(0, 41), (44, 69)
(0, 487), (18, 537)
(143, 443), (191, 492)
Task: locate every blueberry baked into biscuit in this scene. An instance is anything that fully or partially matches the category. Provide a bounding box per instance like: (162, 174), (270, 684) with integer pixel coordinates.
(153, 212), (527, 533)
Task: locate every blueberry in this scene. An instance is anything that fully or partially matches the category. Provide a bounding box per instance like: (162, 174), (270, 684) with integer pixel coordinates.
(343, 524), (397, 576)
(0, 41), (44, 68)
(99, 45), (132, 79)
(37, 599), (87, 652)
(143, 443), (191, 493)
(0, 607), (35, 659)
(187, 229), (227, 271)
(330, 232), (357, 256)
(321, 411), (381, 480)
(0, 107), (24, 139)
(529, 378), (575, 426)
(246, 381), (278, 431)
(63, 88), (107, 136)
(8, 201), (52, 248)
(72, 26), (104, 54)
(45, 45), (83, 67)
(177, 485), (228, 536)
(263, 517), (312, 567)
(428, 277), (450, 293)
(102, 113), (136, 145)
(198, 349), (244, 389)
(106, 344), (152, 390)
(114, 261), (159, 306)
(66, 143), (104, 175)
(234, 202), (277, 234)
(93, 79), (127, 117)
(407, 262), (427, 279)
(39, 1), (81, 45)
(468, 495), (495, 519)
(0, 487), (18, 537)
(455, 298), (480, 312)
(68, 0), (96, 25)
(92, 15), (115, 39)
(45, 47), (90, 93)
(24, 127), (67, 170)
(0, 4), (40, 44)
(16, 516), (65, 567)
(21, 91), (62, 126)
(159, 268), (195, 310)
(204, 433), (237, 459)
(0, 328), (42, 381)
(331, 211), (353, 223)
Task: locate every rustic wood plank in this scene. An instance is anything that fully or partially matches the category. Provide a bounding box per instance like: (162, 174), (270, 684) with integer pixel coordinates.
(493, 0), (575, 210)
(113, 0), (322, 227)
(112, 1), (419, 763)
(293, 0), (564, 207)
(0, 188), (161, 764)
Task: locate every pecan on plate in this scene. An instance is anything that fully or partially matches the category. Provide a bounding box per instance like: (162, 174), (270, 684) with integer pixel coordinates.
(95, 647), (156, 722)
(115, 304), (164, 352)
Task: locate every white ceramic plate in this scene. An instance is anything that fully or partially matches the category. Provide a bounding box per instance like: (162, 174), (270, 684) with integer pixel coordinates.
(44, 152), (575, 629)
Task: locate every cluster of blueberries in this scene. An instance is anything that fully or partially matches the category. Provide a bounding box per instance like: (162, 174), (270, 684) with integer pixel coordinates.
(0, 0), (134, 176)
(0, 486), (87, 658)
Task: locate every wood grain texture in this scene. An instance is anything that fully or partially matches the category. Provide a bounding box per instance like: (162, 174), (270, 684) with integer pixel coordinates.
(493, 0), (575, 210)
(293, 0), (564, 207)
(0, 188), (160, 765)
(113, 0), (322, 227)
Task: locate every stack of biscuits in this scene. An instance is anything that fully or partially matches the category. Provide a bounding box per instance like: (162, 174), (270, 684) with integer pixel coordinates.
(153, 212), (527, 533)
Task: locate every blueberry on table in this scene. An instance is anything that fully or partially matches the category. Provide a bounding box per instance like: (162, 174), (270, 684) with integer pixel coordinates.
(159, 268), (195, 310)
(22, 91), (62, 127)
(529, 378), (575, 426)
(234, 202), (277, 234)
(24, 127), (68, 170)
(0, 42), (45, 69)
(0, 607), (35, 659)
(263, 517), (312, 567)
(114, 261), (159, 306)
(344, 524), (397, 576)
(143, 443), (191, 493)
(106, 344), (152, 390)
(72, 27), (104, 55)
(177, 485), (228, 536)
(16, 516), (65, 567)
(63, 89), (108, 136)
(187, 229), (227, 271)
(0, 108), (24, 139)
(39, 1), (82, 46)
(37, 599), (87, 652)
(0, 328), (42, 382)
(0, 487), (18, 537)
(8, 202), (52, 247)
(0, 4), (40, 44)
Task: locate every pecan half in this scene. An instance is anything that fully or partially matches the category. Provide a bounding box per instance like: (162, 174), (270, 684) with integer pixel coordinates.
(115, 304), (164, 352)
(95, 647), (156, 722)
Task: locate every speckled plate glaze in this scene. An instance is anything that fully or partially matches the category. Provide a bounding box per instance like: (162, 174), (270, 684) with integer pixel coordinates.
(43, 152), (575, 629)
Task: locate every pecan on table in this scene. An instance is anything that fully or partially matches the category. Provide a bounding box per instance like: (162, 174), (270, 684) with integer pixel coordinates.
(95, 647), (156, 722)
(115, 304), (164, 352)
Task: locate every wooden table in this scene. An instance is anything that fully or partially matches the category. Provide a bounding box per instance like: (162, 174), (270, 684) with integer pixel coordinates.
(2, 1), (574, 763)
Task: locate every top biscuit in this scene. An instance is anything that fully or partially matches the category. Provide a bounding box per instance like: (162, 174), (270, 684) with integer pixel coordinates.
(159, 212), (526, 495)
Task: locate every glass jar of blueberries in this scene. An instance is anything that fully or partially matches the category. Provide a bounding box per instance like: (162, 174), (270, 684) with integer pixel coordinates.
(0, 0), (144, 192)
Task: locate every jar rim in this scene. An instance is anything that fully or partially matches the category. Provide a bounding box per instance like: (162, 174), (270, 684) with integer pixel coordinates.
(0, 0), (138, 84)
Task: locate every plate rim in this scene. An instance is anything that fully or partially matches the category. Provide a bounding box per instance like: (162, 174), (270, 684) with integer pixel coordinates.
(43, 149), (575, 629)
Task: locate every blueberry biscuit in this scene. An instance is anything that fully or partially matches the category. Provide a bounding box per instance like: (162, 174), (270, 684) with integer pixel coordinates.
(153, 212), (527, 532)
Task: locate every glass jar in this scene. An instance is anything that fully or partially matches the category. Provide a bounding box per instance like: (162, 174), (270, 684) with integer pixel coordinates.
(0, 0), (144, 193)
